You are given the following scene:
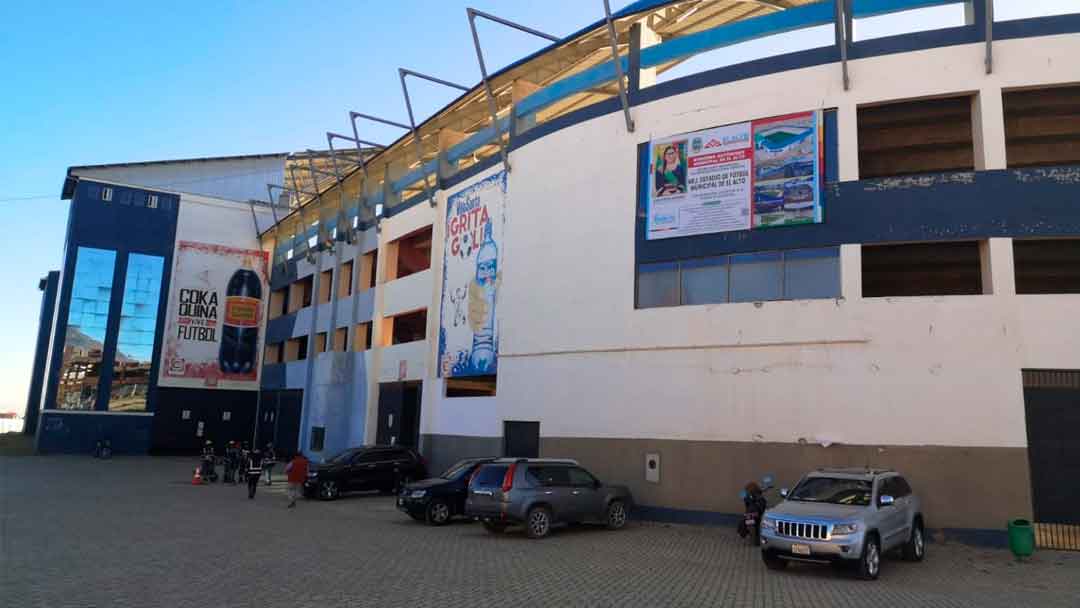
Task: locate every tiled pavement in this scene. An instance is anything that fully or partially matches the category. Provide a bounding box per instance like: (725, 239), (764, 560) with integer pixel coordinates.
(2, 455), (1078, 608)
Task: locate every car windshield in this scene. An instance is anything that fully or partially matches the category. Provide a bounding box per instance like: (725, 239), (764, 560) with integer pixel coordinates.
(441, 460), (478, 480)
(789, 477), (873, 506)
(326, 449), (358, 464)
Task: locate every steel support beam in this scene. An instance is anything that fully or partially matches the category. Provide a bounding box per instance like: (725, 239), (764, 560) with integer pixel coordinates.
(834, 0), (851, 91)
(467, 7), (560, 173)
(399, 68), (470, 207)
(603, 0), (635, 132)
(984, 0), (993, 74)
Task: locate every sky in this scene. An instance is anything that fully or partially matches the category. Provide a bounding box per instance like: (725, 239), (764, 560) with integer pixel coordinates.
(0, 0), (1073, 417)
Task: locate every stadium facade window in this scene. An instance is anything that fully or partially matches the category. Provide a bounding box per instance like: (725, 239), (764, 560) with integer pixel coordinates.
(858, 95), (975, 179)
(1013, 239), (1080, 294)
(56, 247), (117, 410)
(109, 253), (164, 412)
(1004, 85), (1080, 168)
(861, 241), (983, 297)
(446, 375), (498, 398)
(636, 247), (840, 309)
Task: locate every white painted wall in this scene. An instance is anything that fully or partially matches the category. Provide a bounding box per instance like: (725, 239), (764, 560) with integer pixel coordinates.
(413, 34), (1080, 450)
(74, 156), (285, 203)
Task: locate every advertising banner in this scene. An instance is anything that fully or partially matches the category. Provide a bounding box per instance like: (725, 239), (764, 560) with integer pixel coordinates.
(646, 110), (823, 240)
(159, 241), (269, 390)
(438, 170), (506, 378)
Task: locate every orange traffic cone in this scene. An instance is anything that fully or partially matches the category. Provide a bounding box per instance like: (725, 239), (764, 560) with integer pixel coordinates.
(192, 467), (203, 485)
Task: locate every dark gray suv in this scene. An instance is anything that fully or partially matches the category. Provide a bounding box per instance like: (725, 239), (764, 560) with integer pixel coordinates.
(465, 458), (634, 539)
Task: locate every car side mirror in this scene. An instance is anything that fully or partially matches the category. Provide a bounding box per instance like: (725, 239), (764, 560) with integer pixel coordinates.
(779, 488), (789, 498)
(879, 494), (895, 507)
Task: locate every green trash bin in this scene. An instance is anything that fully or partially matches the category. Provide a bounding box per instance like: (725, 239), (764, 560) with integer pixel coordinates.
(1008, 519), (1035, 558)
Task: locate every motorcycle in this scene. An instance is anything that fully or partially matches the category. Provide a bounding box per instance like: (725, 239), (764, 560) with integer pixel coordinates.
(738, 474), (776, 545)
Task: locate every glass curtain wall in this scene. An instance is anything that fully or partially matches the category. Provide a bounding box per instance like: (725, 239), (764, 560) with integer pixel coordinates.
(55, 248), (117, 409)
(109, 254), (165, 411)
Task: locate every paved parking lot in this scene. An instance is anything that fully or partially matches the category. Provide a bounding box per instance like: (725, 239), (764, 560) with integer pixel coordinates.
(2, 455), (1078, 608)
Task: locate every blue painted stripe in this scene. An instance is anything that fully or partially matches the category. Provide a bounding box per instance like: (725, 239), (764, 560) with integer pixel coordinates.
(853, 0), (963, 19)
(391, 158), (439, 193)
(640, 1), (835, 68)
(445, 116), (511, 164)
(515, 1), (834, 119)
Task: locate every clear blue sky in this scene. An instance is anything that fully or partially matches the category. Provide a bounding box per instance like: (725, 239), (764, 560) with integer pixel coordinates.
(0, 0), (1072, 416)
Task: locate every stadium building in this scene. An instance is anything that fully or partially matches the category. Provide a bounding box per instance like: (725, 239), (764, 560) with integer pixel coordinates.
(27, 0), (1080, 542)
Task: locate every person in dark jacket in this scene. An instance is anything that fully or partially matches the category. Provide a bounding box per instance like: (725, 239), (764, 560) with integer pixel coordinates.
(223, 441), (241, 484)
(262, 443), (276, 486)
(245, 448), (264, 499)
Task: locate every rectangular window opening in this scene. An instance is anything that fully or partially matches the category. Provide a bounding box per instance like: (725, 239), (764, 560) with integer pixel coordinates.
(285, 337), (307, 362)
(318, 269), (332, 304)
(1013, 239), (1080, 294)
(388, 226), (432, 282)
(446, 375), (497, 398)
(315, 332), (328, 354)
(353, 322), (373, 352)
(861, 241), (983, 297)
(388, 309), (427, 346)
(858, 95), (975, 179)
(310, 426), (325, 452)
(288, 275), (313, 312)
(338, 260), (354, 298)
(333, 327), (347, 352)
(265, 342), (283, 364)
(108, 253), (164, 412)
(56, 247), (117, 410)
(1004, 85), (1080, 168)
(269, 287), (287, 320)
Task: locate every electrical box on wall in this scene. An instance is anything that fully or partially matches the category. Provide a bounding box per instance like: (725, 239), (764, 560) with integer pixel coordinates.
(645, 452), (660, 484)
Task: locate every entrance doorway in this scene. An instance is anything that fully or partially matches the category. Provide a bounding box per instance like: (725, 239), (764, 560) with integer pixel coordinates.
(257, 389), (302, 457)
(503, 421), (540, 458)
(1023, 369), (1080, 549)
(376, 381), (421, 448)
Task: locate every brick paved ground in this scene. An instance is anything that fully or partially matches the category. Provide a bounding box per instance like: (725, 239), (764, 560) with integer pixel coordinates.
(2, 455), (1078, 608)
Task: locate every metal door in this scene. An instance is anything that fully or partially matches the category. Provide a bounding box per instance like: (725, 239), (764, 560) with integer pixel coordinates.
(376, 383), (403, 446)
(1023, 372), (1080, 526)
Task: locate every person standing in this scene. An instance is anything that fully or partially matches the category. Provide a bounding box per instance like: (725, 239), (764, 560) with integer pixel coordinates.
(245, 448), (264, 499)
(262, 443), (276, 486)
(284, 452), (309, 508)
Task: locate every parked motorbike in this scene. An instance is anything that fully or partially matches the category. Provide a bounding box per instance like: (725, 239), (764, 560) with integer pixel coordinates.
(738, 474), (776, 545)
(93, 439), (112, 459)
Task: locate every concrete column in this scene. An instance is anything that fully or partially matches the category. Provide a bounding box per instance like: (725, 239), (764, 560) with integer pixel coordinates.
(365, 226), (390, 444)
(973, 88), (1007, 171)
(636, 18), (661, 89)
(837, 102), (860, 181)
(840, 243), (862, 300)
(981, 237), (1015, 296)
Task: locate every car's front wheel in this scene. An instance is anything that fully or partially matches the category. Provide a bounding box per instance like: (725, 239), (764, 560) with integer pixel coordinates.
(857, 534), (882, 580)
(318, 480), (339, 501)
(426, 499), (451, 526)
(606, 500), (628, 530)
(762, 550), (788, 570)
(526, 506), (552, 539)
(902, 520), (926, 562)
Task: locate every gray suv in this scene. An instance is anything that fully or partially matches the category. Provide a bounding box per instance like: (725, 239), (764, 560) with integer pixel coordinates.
(465, 458), (634, 539)
(760, 468), (925, 580)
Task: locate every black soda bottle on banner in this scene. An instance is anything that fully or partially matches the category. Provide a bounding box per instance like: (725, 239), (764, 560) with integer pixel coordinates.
(219, 260), (262, 375)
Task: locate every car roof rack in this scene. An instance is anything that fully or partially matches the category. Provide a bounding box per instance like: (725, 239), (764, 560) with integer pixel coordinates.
(814, 467), (895, 476)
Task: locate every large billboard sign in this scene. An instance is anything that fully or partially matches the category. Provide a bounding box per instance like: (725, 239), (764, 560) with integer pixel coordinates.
(159, 241), (269, 390)
(438, 170), (506, 378)
(646, 110), (823, 240)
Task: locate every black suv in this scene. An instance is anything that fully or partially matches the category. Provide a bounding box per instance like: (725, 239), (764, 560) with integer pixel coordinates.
(304, 445), (427, 500)
(397, 458), (496, 525)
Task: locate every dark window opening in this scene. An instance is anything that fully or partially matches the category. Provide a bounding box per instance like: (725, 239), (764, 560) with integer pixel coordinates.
(1014, 239), (1080, 294)
(270, 287), (288, 319)
(333, 327), (347, 352)
(289, 276), (313, 312)
(310, 426), (325, 452)
(318, 269), (332, 304)
(339, 260), (353, 298)
(354, 322), (373, 351)
(285, 337), (307, 362)
(315, 332), (327, 354)
(858, 96), (974, 179)
(636, 247), (839, 309)
(393, 226), (432, 280)
(1004, 85), (1080, 168)
(390, 309), (427, 345)
(861, 241), (982, 297)
(446, 375), (497, 397)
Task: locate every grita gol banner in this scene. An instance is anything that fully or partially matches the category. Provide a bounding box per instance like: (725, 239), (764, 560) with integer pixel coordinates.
(438, 170), (507, 378)
(159, 241), (269, 390)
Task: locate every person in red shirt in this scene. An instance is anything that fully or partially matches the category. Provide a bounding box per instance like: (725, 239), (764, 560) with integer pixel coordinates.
(284, 452), (309, 508)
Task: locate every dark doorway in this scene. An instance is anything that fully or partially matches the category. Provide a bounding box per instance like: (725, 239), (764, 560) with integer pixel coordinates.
(376, 381), (421, 448)
(1023, 370), (1080, 525)
(503, 421), (540, 458)
(256, 389), (302, 458)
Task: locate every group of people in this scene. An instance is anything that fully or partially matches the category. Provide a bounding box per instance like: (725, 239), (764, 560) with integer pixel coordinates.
(199, 440), (309, 507)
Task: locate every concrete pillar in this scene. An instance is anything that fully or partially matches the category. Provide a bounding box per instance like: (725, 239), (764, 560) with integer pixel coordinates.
(840, 243), (862, 300)
(980, 237), (1015, 296)
(973, 88), (1007, 171)
(837, 102), (860, 181)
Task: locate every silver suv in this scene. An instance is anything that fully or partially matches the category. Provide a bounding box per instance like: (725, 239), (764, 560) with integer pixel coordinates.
(465, 458), (634, 539)
(760, 468), (925, 580)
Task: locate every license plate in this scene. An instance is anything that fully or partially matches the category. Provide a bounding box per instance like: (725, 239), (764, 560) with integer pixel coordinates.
(791, 544), (811, 556)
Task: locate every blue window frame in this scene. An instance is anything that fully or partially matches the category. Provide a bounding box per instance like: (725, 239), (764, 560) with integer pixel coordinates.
(109, 254), (165, 412)
(56, 247), (117, 410)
